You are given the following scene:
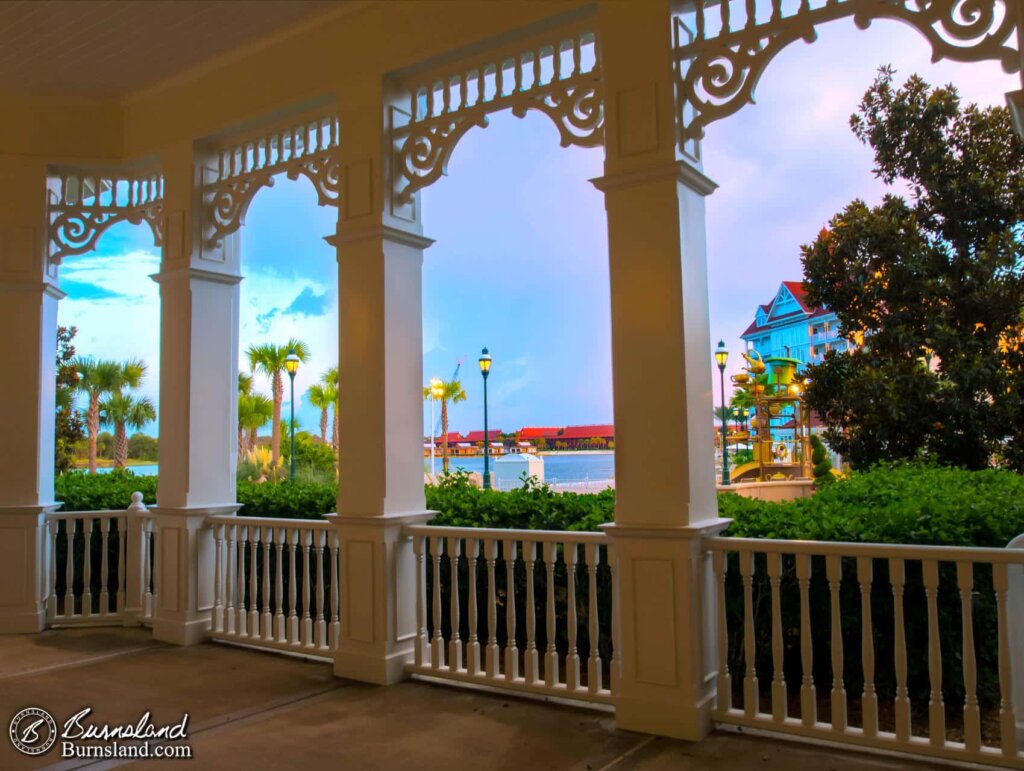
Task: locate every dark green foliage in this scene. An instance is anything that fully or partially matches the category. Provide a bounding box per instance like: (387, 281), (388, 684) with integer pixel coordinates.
(235, 480), (337, 519)
(127, 433), (159, 461)
(280, 431), (337, 476)
(809, 435), (833, 486)
(55, 470), (158, 510)
(802, 68), (1024, 471)
(55, 325), (85, 474)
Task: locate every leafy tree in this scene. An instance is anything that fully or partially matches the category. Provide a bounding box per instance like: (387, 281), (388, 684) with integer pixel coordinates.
(101, 392), (156, 469)
(74, 358), (145, 473)
(423, 379), (466, 473)
(55, 326), (84, 474)
(127, 433), (158, 462)
(96, 431), (114, 460)
(802, 68), (1024, 470)
(246, 339), (310, 467)
(281, 431), (337, 476)
(809, 435), (834, 486)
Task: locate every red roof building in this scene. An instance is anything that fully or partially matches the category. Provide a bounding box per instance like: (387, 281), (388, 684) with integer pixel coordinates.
(518, 427), (562, 441)
(463, 429), (503, 444)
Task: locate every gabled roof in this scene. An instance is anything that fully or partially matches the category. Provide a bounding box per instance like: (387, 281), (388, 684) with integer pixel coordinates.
(741, 281), (832, 339)
(559, 424), (614, 440)
(463, 429), (503, 443)
(519, 426), (562, 440)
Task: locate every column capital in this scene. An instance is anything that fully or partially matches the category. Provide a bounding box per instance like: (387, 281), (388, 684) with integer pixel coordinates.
(326, 224), (435, 250)
(590, 161), (718, 197)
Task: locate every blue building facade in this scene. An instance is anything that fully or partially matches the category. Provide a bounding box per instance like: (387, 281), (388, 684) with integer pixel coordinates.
(740, 281), (852, 366)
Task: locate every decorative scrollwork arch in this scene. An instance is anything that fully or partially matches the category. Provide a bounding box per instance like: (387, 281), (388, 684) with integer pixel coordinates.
(674, 0), (1022, 153)
(203, 113), (341, 248)
(47, 171), (164, 265)
(391, 23), (604, 205)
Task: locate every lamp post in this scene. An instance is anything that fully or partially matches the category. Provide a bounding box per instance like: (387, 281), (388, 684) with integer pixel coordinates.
(429, 376), (443, 477)
(478, 348), (492, 490)
(285, 350), (300, 481)
(714, 340), (730, 486)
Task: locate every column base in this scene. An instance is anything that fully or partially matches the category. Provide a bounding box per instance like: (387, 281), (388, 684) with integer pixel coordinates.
(333, 640), (416, 685)
(615, 691), (715, 741)
(151, 615), (210, 646)
(0, 505), (58, 635)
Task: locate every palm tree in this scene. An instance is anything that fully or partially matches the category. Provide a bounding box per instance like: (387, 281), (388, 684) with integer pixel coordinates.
(74, 357), (145, 473)
(100, 392), (156, 469)
(306, 383), (335, 444)
(423, 379), (466, 474)
(322, 367), (339, 451)
(731, 388), (756, 432)
(237, 371), (273, 461)
(246, 339), (310, 467)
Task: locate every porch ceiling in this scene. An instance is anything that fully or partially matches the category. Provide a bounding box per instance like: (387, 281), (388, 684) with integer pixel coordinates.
(0, 0), (349, 100)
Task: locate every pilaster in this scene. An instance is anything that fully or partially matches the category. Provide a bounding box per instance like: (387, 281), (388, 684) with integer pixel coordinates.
(0, 156), (62, 633)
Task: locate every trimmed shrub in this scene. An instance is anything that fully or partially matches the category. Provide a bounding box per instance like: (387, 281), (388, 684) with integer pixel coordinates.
(55, 470), (157, 511)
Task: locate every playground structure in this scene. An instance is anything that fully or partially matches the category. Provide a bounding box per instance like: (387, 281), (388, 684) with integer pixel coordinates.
(726, 350), (812, 483)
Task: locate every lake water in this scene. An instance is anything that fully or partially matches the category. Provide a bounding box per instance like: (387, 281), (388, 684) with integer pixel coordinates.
(91, 452), (616, 484)
(426, 452), (614, 483)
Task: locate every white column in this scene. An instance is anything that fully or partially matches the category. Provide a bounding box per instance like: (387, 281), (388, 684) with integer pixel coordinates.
(330, 83), (435, 685)
(594, 0), (728, 740)
(150, 141), (241, 646)
(0, 156), (61, 634)
(1008, 534), (1024, 749)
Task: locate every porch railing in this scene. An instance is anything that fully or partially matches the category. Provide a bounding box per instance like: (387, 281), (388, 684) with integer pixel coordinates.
(207, 515), (340, 660)
(706, 535), (1024, 768)
(44, 492), (155, 627)
(404, 525), (618, 705)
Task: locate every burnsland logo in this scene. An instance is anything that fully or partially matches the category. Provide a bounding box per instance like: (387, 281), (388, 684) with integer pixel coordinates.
(8, 707), (193, 759)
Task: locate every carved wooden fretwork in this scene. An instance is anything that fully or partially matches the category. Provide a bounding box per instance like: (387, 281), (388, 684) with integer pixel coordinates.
(203, 113), (340, 247)
(47, 172), (164, 264)
(392, 23), (604, 203)
(674, 0), (1022, 154)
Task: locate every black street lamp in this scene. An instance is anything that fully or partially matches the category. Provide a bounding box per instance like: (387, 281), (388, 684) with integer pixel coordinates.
(714, 340), (730, 486)
(285, 349), (300, 481)
(478, 347), (492, 490)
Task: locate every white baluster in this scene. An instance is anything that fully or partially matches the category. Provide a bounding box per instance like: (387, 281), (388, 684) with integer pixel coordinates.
(856, 557), (877, 738)
(431, 536), (445, 668)
(484, 539), (499, 678)
(288, 528), (300, 645)
(213, 522), (224, 632)
(315, 530), (327, 650)
(99, 518), (110, 615)
(143, 520), (154, 620)
(957, 561), (981, 752)
(275, 527), (286, 643)
(47, 519), (58, 620)
(237, 525), (249, 637)
(740, 550), (758, 717)
(226, 523), (237, 636)
(414, 535), (427, 666)
(523, 541), (539, 683)
(82, 517), (93, 617)
(767, 552), (785, 722)
(826, 554), (847, 732)
(609, 545), (621, 694)
(993, 563), (1017, 757)
(248, 526), (260, 634)
(566, 543), (580, 692)
(116, 515), (127, 617)
(797, 553), (816, 726)
(585, 542), (602, 694)
(890, 558), (911, 742)
(448, 537), (463, 672)
(923, 559), (945, 746)
(543, 542), (560, 687)
(466, 538), (481, 675)
(713, 548), (731, 712)
(302, 529), (314, 648)
(504, 540), (519, 680)
(65, 519), (76, 617)
(261, 527), (273, 640)
(330, 530), (340, 650)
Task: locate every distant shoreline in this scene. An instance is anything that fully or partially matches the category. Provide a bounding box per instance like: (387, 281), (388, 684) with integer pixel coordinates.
(536, 450), (613, 457)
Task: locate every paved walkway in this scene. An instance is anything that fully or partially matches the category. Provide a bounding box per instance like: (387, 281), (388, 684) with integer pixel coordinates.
(0, 628), (943, 770)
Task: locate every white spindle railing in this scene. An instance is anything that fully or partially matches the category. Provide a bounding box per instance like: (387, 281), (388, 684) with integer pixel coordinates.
(706, 536), (1024, 768)
(45, 492), (154, 627)
(405, 525), (616, 705)
(207, 515), (340, 660)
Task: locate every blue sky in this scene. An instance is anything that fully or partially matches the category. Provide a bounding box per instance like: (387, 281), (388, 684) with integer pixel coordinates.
(59, 18), (1019, 437)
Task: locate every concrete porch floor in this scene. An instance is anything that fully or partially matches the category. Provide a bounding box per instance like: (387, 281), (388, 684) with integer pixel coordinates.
(0, 628), (944, 770)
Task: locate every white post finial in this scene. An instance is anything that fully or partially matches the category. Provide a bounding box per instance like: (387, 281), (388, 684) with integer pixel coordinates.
(128, 491), (148, 512)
